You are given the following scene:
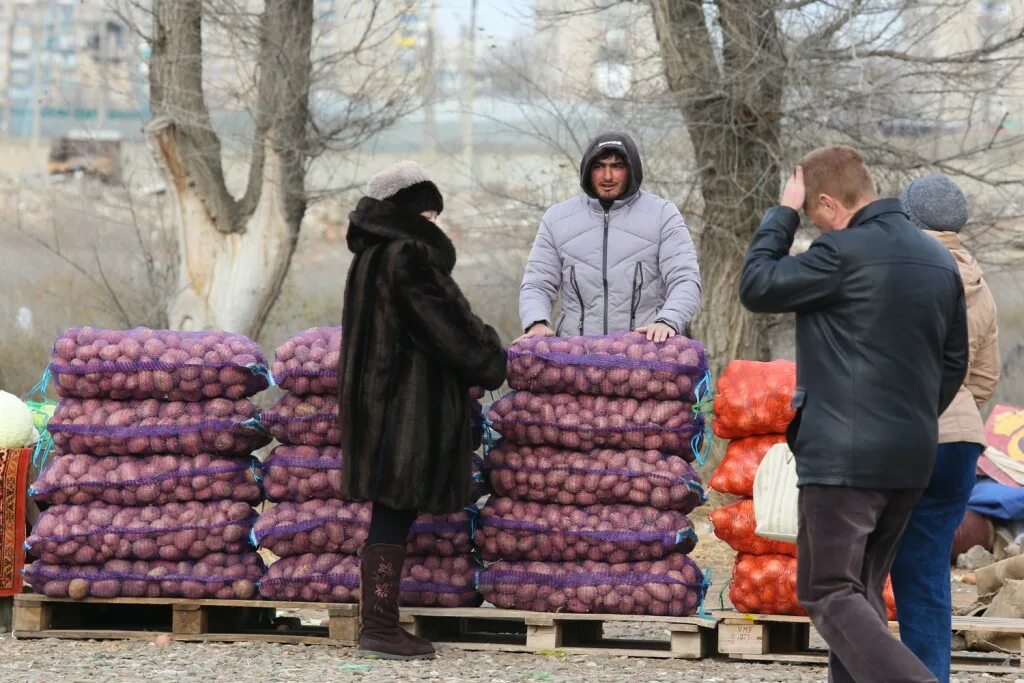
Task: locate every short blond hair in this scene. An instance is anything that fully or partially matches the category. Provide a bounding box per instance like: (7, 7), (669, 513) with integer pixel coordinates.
(800, 145), (876, 210)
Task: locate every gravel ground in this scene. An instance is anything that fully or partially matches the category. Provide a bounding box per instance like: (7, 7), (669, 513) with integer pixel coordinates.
(0, 636), (1019, 683)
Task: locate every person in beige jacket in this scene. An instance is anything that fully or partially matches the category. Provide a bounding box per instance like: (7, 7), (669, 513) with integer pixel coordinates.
(891, 173), (1000, 683)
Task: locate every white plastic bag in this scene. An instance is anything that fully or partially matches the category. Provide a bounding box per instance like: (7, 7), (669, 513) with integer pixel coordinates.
(0, 390), (35, 449)
(753, 442), (799, 543)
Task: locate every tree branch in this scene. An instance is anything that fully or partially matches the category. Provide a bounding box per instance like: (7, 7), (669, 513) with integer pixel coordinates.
(149, 0), (240, 234)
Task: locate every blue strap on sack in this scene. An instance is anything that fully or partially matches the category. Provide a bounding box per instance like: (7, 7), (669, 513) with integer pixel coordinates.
(24, 367), (52, 402)
(690, 429), (712, 467)
(24, 366), (57, 470)
(245, 363), (276, 388)
(698, 567), (714, 617)
(481, 417), (498, 459)
(675, 527), (698, 546)
(31, 433), (55, 472)
(465, 504), (480, 541)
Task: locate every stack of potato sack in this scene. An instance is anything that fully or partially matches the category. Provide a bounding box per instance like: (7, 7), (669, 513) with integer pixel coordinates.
(710, 360), (895, 617)
(25, 327), (270, 599)
(255, 327), (481, 607)
(479, 332), (709, 616)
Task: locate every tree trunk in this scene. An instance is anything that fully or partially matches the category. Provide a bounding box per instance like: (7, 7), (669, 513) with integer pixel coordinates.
(148, 0), (313, 338)
(650, 0), (786, 378)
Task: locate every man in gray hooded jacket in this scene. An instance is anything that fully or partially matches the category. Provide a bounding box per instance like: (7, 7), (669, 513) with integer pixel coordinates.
(518, 132), (702, 342)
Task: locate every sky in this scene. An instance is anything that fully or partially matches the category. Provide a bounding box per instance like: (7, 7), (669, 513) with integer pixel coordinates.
(435, 0), (535, 41)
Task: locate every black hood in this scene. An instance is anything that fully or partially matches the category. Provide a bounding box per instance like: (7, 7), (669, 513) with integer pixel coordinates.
(579, 131), (644, 200)
(347, 196), (456, 273)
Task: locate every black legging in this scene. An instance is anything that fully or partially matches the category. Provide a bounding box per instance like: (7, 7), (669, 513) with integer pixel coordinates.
(367, 502), (417, 546)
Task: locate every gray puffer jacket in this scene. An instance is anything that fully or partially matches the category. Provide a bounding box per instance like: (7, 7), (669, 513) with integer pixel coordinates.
(519, 133), (702, 335)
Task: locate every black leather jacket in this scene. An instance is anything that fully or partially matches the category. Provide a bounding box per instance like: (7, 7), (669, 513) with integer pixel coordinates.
(740, 199), (968, 489)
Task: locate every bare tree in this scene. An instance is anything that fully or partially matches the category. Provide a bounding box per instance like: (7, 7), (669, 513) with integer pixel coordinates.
(131, 0), (420, 337)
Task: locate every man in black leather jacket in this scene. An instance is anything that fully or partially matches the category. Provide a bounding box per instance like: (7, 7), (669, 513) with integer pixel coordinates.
(740, 145), (968, 683)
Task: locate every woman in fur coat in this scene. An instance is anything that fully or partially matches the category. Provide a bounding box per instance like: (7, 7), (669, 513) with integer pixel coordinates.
(338, 161), (507, 660)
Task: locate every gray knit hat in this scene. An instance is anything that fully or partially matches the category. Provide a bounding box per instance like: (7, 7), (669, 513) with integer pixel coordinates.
(365, 160), (443, 216)
(899, 173), (968, 232)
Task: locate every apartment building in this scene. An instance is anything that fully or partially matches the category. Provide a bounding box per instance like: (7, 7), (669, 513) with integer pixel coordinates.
(0, 0), (139, 134)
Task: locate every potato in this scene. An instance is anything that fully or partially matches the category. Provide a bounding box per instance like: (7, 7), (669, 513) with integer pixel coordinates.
(23, 553), (265, 599)
(252, 500), (474, 558)
(487, 392), (704, 458)
(49, 327), (270, 401)
(477, 555), (705, 616)
(507, 332), (707, 402)
(258, 552), (482, 606)
(485, 443), (704, 511)
(30, 453), (262, 506)
(49, 398), (270, 457)
(260, 394), (341, 447)
(478, 497), (695, 564)
(27, 500), (258, 564)
(271, 327), (343, 395)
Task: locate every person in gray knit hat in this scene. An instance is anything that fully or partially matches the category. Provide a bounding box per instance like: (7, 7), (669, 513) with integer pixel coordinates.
(900, 173), (970, 233)
(338, 160), (506, 660)
(892, 172), (1000, 682)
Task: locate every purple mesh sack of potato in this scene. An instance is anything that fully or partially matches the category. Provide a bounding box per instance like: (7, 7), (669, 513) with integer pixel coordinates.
(477, 498), (696, 564)
(26, 500), (257, 564)
(485, 444), (703, 511)
(47, 398), (270, 457)
(30, 453), (262, 506)
(263, 446), (484, 503)
(507, 332), (708, 402)
(49, 327), (270, 401)
(260, 394), (339, 447)
(257, 552), (481, 606)
(263, 445), (344, 502)
(477, 554), (706, 616)
(271, 327), (342, 396)
(251, 500), (474, 558)
(23, 552), (264, 599)
(486, 392), (704, 458)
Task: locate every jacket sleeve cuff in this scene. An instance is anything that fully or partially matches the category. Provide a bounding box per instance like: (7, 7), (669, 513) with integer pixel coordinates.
(654, 318), (678, 333)
(771, 206), (801, 235)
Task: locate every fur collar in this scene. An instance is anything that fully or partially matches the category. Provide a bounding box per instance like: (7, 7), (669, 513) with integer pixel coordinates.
(347, 196), (456, 273)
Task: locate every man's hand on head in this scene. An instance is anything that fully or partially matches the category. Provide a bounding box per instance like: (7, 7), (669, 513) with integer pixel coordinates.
(635, 322), (676, 343)
(513, 322), (556, 344)
(780, 165), (806, 212)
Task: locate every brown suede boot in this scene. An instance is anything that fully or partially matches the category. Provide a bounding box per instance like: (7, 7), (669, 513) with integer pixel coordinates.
(357, 544), (435, 660)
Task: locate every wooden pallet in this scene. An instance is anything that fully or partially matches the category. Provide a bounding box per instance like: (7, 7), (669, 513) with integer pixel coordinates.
(715, 610), (1024, 674)
(13, 594), (360, 646)
(398, 607), (718, 659)
(13, 595), (717, 658)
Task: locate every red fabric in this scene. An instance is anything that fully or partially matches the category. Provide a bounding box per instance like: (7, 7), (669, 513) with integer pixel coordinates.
(0, 448), (29, 596)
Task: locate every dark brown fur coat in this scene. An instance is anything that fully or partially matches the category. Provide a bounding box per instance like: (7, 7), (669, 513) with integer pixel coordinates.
(338, 197), (506, 513)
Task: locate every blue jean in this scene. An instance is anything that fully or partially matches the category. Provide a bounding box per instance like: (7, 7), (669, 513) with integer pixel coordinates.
(891, 441), (983, 683)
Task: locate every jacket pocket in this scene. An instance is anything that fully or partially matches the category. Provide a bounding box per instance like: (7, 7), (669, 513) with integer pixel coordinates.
(569, 265), (585, 336)
(630, 262), (645, 330)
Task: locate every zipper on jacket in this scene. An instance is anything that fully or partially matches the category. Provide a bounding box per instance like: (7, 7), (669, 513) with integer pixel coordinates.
(630, 262), (644, 330)
(602, 210), (610, 335)
(570, 265), (585, 335)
